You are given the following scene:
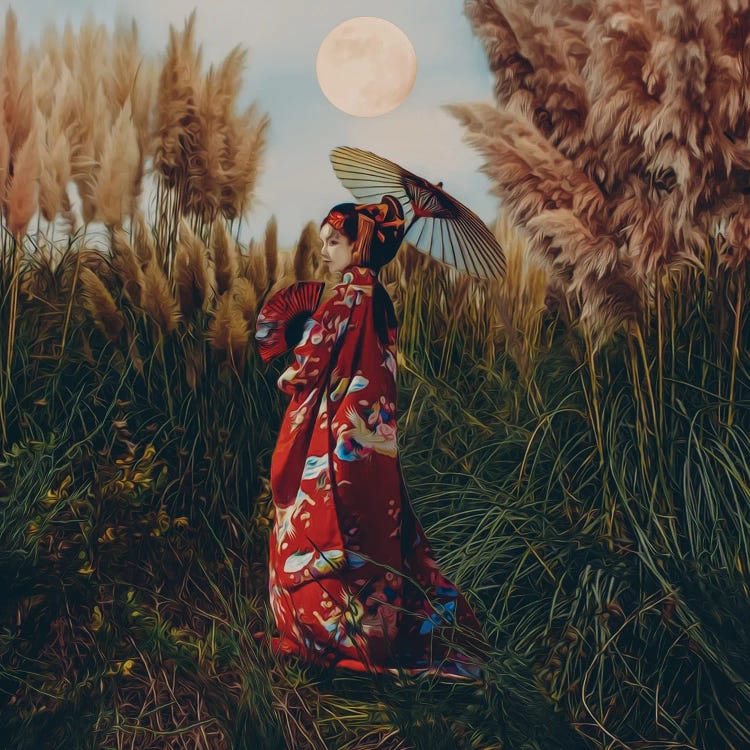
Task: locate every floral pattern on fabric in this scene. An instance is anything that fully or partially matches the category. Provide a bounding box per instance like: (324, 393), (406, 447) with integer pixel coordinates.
(266, 265), (487, 676)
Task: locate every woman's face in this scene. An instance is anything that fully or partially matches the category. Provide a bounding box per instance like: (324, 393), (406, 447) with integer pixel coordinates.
(320, 222), (355, 274)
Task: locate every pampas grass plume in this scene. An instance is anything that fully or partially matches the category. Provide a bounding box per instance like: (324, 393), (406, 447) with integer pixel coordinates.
(110, 227), (145, 307)
(293, 221), (318, 281)
(141, 258), (180, 334)
(174, 218), (216, 318)
(96, 99), (140, 226)
(131, 210), (155, 266)
(0, 120), (10, 207)
(78, 266), (125, 343)
(38, 127), (71, 222)
(211, 220), (239, 295)
(263, 214), (279, 288)
(5, 112), (40, 237)
(243, 239), (268, 300)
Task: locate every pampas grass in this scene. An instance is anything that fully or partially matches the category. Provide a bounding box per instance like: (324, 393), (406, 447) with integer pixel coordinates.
(95, 100), (140, 226)
(293, 221), (318, 281)
(174, 217), (216, 319)
(206, 277), (257, 373)
(141, 257), (180, 335)
(131, 209), (155, 266)
(38, 119), (71, 223)
(453, 0), (750, 345)
(4, 112), (40, 237)
(2, 9), (34, 159)
(110, 227), (145, 307)
(78, 265), (124, 342)
(263, 214), (278, 288)
(0, 120), (10, 209)
(211, 219), (240, 295)
(153, 12), (269, 271)
(244, 239), (269, 299)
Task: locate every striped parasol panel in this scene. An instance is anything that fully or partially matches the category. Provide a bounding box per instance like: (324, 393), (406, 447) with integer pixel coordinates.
(330, 146), (506, 280)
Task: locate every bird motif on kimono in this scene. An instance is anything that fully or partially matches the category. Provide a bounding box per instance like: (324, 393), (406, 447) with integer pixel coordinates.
(274, 487), (316, 553)
(334, 405), (398, 460)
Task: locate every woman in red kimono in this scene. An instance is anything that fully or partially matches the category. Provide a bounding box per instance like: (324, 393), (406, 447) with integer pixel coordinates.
(255, 196), (487, 680)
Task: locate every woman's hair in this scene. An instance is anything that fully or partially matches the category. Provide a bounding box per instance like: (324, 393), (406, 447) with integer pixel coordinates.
(320, 195), (405, 274)
(320, 203), (359, 242)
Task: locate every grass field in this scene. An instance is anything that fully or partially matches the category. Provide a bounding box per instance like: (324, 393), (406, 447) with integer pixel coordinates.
(2, 5), (750, 748)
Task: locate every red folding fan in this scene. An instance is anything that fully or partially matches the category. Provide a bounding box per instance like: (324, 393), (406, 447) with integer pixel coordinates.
(254, 281), (326, 363)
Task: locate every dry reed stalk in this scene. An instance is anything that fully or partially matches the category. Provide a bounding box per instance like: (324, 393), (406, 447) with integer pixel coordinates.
(378, 245), (405, 299)
(185, 347), (202, 391)
(124, 327), (145, 377)
(402, 243), (419, 287)
(207, 288), (234, 351)
(59, 191), (78, 236)
(61, 20), (77, 72)
(446, 100), (638, 340)
(78, 266), (125, 343)
(155, 28), (268, 225)
(38, 24), (64, 76)
(721, 196), (750, 270)
(490, 212), (550, 368)
(210, 220), (239, 295)
(213, 51), (269, 220)
(39, 19), (150, 220)
(209, 45), (245, 219)
(2, 241), (22, 431)
(66, 19), (114, 224)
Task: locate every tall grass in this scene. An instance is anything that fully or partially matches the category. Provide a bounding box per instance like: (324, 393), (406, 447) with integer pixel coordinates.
(1, 3), (749, 750)
(377, 217), (747, 748)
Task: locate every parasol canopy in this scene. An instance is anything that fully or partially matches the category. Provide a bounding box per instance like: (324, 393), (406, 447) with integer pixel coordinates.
(330, 146), (506, 280)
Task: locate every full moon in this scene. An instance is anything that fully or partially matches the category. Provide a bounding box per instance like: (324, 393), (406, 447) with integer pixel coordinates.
(316, 17), (418, 118)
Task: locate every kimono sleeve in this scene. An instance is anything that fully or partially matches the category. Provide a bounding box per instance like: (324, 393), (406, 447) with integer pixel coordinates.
(277, 289), (357, 396)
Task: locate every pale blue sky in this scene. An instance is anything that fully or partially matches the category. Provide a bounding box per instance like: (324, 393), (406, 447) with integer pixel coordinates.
(8, 1), (497, 246)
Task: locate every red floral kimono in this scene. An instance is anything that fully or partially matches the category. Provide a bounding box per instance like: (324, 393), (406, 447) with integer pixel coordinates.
(266, 265), (486, 678)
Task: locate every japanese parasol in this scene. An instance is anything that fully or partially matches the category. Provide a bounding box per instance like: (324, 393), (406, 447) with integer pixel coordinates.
(330, 146), (506, 280)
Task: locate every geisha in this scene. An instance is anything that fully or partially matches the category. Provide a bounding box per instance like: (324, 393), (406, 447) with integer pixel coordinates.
(255, 188), (490, 681)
